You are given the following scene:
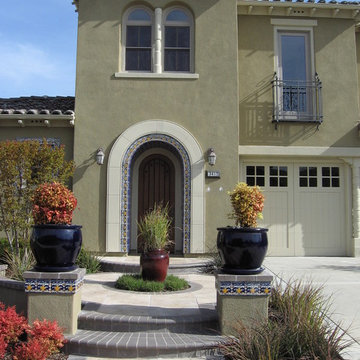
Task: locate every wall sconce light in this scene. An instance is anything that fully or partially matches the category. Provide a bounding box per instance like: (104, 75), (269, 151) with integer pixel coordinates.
(208, 148), (216, 166)
(96, 148), (105, 165)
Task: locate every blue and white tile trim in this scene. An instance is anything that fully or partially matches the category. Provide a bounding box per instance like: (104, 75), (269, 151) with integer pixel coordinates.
(216, 270), (274, 296)
(25, 278), (84, 294)
(23, 268), (86, 294)
(120, 134), (191, 253)
(218, 280), (272, 296)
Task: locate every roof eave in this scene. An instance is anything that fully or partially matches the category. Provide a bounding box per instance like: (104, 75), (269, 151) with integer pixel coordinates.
(237, 0), (360, 20)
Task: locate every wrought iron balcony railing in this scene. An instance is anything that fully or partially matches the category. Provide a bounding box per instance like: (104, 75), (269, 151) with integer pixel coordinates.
(271, 73), (323, 127)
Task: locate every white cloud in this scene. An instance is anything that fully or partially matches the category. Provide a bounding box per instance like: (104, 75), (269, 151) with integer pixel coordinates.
(0, 42), (57, 83)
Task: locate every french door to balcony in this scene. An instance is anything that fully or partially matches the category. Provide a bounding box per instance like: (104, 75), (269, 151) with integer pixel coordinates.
(278, 31), (312, 119)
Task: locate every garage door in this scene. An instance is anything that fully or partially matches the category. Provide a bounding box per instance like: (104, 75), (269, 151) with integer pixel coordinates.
(241, 161), (346, 256)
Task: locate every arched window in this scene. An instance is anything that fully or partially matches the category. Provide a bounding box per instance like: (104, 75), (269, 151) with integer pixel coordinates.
(124, 8), (153, 71)
(163, 9), (193, 72)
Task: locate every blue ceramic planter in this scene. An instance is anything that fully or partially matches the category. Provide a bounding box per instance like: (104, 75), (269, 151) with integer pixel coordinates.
(30, 224), (82, 272)
(217, 226), (268, 274)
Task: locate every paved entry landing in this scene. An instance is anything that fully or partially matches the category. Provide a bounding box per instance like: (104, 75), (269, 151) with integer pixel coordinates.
(66, 256), (360, 359)
(65, 257), (225, 359)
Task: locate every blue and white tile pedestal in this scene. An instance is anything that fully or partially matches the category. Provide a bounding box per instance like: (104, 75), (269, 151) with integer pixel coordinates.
(215, 270), (274, 335)
(23, 268), (85, 335)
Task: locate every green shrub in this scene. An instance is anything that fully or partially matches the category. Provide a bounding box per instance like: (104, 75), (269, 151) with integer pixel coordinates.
(115, 274), (189, 292)
(220, 280), (351, 360)
(164, 274), (189, 291)
(0, 139), (74, 257)
(228, 182), (265, 228)
(75, 248), (101, 274)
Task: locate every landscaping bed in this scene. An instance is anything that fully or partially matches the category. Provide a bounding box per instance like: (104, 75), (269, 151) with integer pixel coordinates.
(115, 274), (189, 292)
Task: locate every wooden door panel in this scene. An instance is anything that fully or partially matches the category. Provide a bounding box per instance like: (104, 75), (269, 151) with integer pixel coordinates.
(138, 154), (175, 253)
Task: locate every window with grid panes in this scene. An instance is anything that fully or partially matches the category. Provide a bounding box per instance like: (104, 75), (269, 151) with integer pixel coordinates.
(322, 167), (339, 188)
(246, 166), (265, 187)
(125, 9), (152, 71)
(299, 166), (317, 187)
(164, 9), (191, 72)
(269, 166), (288, 187)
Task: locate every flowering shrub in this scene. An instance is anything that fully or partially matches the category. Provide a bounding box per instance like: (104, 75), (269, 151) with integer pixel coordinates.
(0, 303), (28, 343)
(12, 338), (52, 360)
(0, 302), (66, 360)
(32, 182), (77, 225)
(29, 319), (65, 354)
(228, 182), (265, 228)
(0, 335), (8, 358)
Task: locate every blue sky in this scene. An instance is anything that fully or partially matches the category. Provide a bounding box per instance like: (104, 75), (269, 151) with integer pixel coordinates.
(0, 1), (77, 98)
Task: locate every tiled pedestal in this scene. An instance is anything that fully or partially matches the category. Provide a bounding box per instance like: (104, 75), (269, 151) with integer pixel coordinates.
(23, 268), (85, 335)
(215, 270), (273, 335)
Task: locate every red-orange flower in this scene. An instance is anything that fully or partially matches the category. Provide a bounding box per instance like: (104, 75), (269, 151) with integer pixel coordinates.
(32, 182), (77, 225)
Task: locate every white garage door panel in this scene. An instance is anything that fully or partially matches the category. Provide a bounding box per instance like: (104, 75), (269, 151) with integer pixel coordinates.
(295, 191), (345, 256)
(260, 191), (294, 256)
(242, 161), (346, 256)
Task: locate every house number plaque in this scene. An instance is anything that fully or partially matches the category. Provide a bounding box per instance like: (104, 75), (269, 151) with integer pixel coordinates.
(206, 170), (221, 178)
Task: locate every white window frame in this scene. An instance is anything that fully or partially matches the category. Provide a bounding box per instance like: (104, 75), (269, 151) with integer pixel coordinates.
(162, 7), (194, 73)
(120, 6), (196, 77)
(121, 6), (154, 73)
(272, 19), (317, 121)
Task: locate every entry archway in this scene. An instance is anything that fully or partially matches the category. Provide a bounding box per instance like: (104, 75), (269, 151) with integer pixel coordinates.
(106, 120), (205, 254)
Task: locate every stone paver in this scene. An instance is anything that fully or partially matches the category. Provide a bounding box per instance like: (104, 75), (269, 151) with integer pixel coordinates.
(70, 256), (360, 359)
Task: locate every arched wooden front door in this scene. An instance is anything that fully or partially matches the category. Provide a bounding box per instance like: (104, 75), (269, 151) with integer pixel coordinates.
(138, 154), (175, 253)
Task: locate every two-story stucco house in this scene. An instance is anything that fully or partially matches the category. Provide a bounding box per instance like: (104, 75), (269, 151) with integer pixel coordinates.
(1, 0), (360, 257)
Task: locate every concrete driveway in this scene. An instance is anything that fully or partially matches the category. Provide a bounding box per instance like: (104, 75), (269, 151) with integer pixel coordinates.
(264, 257), (360, 359)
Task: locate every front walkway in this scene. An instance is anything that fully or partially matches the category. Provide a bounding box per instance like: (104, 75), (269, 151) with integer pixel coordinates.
(76, 256), (360, 359)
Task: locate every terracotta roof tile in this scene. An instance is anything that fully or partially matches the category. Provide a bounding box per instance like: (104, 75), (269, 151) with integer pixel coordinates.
(0, 96), (75, 115)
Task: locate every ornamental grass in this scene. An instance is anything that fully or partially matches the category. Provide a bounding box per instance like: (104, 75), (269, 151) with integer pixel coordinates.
(219, 280), (351, 360)
(137, 204), (172, 252)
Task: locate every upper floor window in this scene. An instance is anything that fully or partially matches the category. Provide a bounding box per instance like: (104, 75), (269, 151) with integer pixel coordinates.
(125, 8), (152, 71)
(122, 6), (194, 74)
(271, 20), (322, 126)
(279, 32), (310, 113)
(164, 9), (191, 72)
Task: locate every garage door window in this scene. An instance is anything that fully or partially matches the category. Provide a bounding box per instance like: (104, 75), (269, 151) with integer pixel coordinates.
(299, 166), (317, 187)
(270, 166), (288, 187)
(322, 167), (339, 188)
(246, 166), (265, 186)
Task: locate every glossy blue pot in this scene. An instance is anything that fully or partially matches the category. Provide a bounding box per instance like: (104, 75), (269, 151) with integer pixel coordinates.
(217, 226), (268, 274)
(30, 224), (82, 272)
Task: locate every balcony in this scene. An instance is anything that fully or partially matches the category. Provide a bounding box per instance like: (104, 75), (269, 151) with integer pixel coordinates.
(271, 73), (323, 127)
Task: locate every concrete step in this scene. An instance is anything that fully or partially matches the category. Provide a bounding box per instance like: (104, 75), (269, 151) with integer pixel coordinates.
(78, 308), (219, 333)
(65, 330), (225, 358)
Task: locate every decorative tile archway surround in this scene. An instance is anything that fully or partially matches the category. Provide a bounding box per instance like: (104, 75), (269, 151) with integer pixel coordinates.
(106, 120), (205, 254)
(122, 134), (191, 253)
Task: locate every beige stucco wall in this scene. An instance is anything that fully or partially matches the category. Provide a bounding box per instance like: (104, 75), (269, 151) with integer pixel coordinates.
(357, 31), (360, 113)
(0, 128), (74, 161)
(238, 15), (360, 147)
(73, 0), (239, 252)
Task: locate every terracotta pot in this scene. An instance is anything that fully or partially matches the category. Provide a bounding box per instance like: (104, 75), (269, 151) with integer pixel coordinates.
(217, 226), (268, 274)
(140, 249), (169, 282)
(30, 224), (82, 272)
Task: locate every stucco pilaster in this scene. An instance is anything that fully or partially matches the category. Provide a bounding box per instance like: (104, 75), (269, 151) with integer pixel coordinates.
(343, 158), (360, 256)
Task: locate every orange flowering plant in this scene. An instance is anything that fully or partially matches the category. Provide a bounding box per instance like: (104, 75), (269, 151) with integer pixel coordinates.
(32, 182), (77, 225)
(228, 182), (265, 228)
